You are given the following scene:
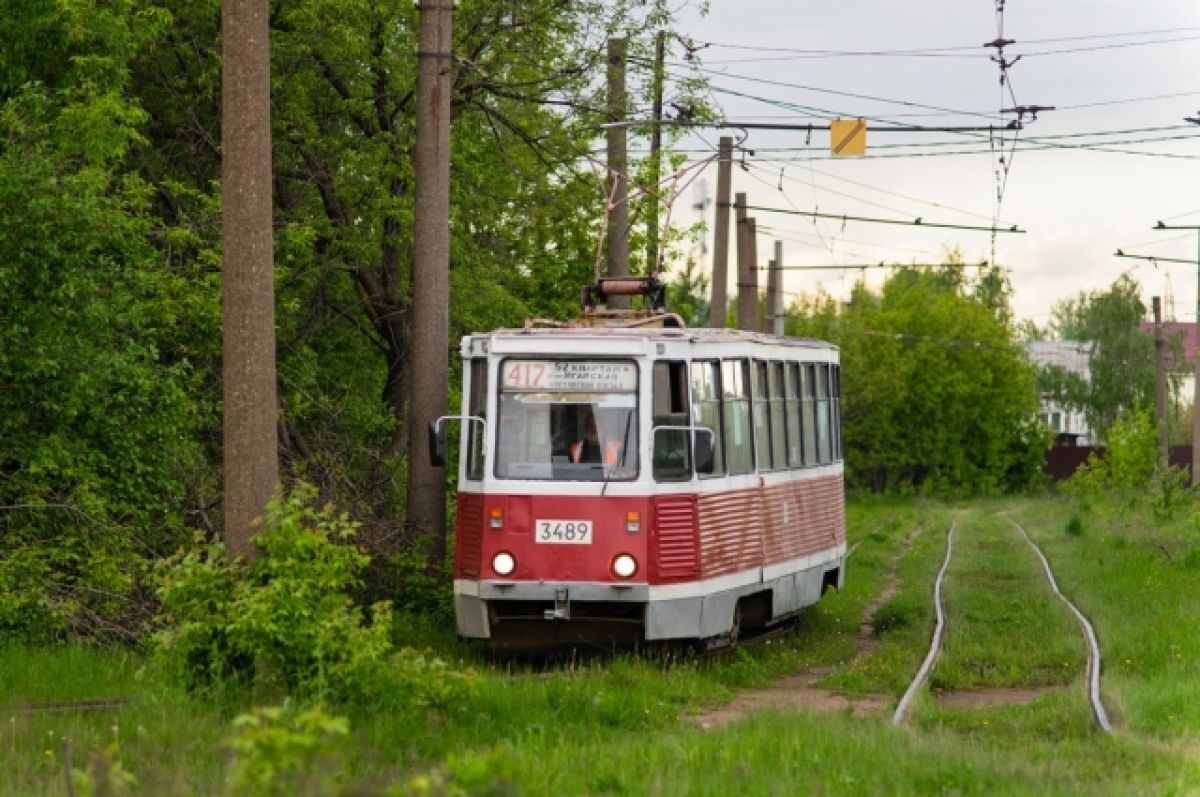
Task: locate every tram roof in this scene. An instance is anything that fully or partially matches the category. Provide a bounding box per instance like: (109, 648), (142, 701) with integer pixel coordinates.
(466, 323), (837, 351)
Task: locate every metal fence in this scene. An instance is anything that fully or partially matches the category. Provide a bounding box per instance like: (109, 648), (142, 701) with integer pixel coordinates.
(1043, 445), (1194, 482)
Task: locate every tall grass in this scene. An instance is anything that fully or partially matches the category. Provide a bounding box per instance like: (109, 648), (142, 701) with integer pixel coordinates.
(3, 495), (1199, 795)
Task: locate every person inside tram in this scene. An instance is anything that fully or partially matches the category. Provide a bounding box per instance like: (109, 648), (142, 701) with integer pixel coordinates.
(570, 412), (621, 466)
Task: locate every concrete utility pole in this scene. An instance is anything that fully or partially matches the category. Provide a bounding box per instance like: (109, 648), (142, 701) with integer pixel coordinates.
(221, 0), (277, 559)
(645, 31), (666, 275)
(407, 0), (453, 564)
(768, 239), (784, 336)
(735, 193), (759, 332)
(709, 136), (732, 328)
(1153, 297), (1170, 467)
(606, 37), (629, 308)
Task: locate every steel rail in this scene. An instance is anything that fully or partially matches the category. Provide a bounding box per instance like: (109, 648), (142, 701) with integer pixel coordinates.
(1010, 520), (1113, 733)
(893, 520), (955, 726)
(1, 697), (130, 715)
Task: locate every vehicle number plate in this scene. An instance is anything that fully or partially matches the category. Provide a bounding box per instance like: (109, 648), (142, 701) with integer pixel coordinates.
(535, 519), (592, 544)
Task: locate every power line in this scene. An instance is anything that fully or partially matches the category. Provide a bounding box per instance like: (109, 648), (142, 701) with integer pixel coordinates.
(679, 25), (1200, 60)
(739, 204), (1026, 234)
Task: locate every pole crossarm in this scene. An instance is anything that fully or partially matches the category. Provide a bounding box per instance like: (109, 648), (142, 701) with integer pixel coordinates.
(758, 261), (987, 271)
(1114, 251), (1199, 266)
(741, 205), (1025, 234)
(598, 120), (1020, 134)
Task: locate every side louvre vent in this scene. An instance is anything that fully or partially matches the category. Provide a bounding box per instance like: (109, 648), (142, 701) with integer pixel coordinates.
(652, 496), (700, 581)
(454, 493), (483, 578)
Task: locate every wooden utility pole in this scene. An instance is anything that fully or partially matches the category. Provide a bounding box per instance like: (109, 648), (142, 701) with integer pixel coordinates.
(606, 37), (629, 308)
(1153, 297), (1170, 467)
(407, 0), (453, 563)
(709, 136), (732, 327)
(645, 31), (666, 275)
(768, 240), (784, 335)
(221, 0), (277, 559)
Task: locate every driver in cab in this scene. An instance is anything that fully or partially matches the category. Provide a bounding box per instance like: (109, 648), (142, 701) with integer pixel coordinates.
(571, 414), (622, 466)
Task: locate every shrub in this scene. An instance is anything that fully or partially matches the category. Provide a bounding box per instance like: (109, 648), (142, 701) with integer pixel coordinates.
(154, 485), (394, 703)
(1065, 405), (1192, 516)
(227, 704), (349, 797)
(0, 508), (151, 644)
(154, 485), (474, 711)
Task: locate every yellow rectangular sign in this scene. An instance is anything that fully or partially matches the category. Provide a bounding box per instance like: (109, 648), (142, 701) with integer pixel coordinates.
(830, 118), (866, 156)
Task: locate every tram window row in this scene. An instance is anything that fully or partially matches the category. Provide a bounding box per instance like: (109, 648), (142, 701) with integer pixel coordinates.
(653, 358), (842, 482)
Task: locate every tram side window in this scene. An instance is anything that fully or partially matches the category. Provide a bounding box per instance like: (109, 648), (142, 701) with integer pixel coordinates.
(769, 362), (787, 471)
(801, 363), (817, 466)
(785, 362), (802, 467)
(752, 361), (772, 471)
(465, 358), (487, 480)
(691, 360), (724, 477)
(832, 364), (843, 461)
(816, 363), (832, 464)
(722, 359), (754, 475)
(653, 361), (692, 480)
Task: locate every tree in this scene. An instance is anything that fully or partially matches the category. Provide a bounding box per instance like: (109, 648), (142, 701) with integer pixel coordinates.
(128, 0), (707, 550)
(0, 2), (213, 640)
(1044, 273), (1155, 441)
(786, 266), (1045, 494)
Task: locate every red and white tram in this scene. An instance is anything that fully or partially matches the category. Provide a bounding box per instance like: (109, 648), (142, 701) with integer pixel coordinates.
(431, 280), (846, 650)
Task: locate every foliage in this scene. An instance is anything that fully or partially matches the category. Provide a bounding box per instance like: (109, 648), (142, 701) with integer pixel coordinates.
(1065, 405), (1192, 516)
(1042, 273), (1166, 442)
(227, 704), (350, 797)
(70, 743), (138, 797)
(664, 254), (711, 326)
(124, 0), (711, 533)
(154, 486), (395, 702)
(0, 0), (213, 644)
(785, 263), (1047, 494)
(8, 496), (1200, 796)
(154, 485), (473, 710)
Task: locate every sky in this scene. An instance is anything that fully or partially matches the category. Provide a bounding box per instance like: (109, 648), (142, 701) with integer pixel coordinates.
(655, 0), (1200, 326)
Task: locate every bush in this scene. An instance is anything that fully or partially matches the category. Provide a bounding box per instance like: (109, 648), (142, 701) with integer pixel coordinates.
(1065, 405), (1192, 516)
(227, 704), (349, 797)
(154, 485), (474, 711)
(154, 485), (394, 703)
(0, 508), (151, 644)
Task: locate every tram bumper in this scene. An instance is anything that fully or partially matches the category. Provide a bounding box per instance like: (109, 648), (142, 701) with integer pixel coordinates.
(454, 579), (650, 640)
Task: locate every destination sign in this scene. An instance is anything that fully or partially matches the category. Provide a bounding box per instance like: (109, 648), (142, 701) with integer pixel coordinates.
(501, 360), (637, 392)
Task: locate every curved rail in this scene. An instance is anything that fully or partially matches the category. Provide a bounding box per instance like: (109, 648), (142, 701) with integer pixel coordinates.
(893, 520), (955, 726)
(1010, 519), (1113, 733)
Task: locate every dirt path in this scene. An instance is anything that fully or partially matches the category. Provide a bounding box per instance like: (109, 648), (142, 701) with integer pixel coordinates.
(689, 523), (925, 730)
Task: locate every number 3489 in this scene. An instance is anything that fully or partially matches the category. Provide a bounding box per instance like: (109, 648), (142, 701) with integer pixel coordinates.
(535, 519), (591, 544)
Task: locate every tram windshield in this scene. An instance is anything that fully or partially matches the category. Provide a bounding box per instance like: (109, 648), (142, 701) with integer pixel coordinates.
(495, 359), (639, 481)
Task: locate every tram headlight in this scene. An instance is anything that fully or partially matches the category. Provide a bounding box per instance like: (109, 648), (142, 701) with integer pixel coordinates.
(611, 553), (638, 579)
(492, 551), (516, 577)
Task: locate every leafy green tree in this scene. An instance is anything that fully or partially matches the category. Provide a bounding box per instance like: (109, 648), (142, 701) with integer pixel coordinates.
(1044, 274), (1157, 441)
(0, 2), (214, 641)
(786, 266), (1045, 494)
(128, 0), (707, 541)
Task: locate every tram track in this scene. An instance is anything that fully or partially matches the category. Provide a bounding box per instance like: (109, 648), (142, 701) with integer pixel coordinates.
(1, 697), (130, 715)
(892, 516), (1112, 733)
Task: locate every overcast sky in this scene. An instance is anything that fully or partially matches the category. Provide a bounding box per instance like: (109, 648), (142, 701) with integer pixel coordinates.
(659, 1), (1200, 326)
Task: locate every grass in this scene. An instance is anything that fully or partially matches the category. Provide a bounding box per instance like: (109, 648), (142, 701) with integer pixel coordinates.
(2, 494), (1200, 794)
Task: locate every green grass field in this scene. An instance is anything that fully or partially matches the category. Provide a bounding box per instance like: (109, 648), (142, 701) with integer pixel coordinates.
(3, 494), (1199, 795)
